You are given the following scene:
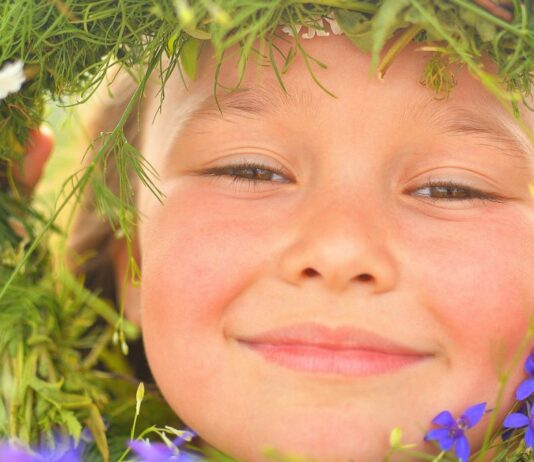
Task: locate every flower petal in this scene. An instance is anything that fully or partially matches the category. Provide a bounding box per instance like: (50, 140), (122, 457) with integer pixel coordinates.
(55, 448), (83, 462)
(0, 443), (35, 462)
(454, 435), (470, 462)
(526, 426), (534, 449)
(428, 429), (455, 452)
(424, 428), (449, 442)
(0, 61), (25, 100)
(461, 402), (486, 428)
(525, 355), (534, 376)
(172, 430), (196, 448)
(503, 413), (530, 428)
(516, 378), (534, 400)
(129, 440), (173, 462)
(431, 410), (455, 428)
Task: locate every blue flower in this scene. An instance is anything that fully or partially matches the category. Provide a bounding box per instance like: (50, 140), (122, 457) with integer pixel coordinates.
(516, 349), (534, 400)
(525, 350), (534, 376)
(503, 407), (534, 448)
(36, 432), (84, 462)
(425, 402), (486, 462)
(0, 435), (83, 462)
(129, 431), (197, 462)
(0, 443), (35, 462)
(501, 405), (528, 442)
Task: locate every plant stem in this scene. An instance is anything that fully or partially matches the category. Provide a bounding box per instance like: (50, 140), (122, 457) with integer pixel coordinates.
(377, 24), (423, 79)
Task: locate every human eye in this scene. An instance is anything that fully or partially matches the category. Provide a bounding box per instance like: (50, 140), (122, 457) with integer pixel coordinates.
(197, 160), (293, 190)
(410, 179), (504, 204)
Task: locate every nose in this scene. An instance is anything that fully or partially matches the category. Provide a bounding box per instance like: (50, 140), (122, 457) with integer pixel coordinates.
(278, 200), (399, 294)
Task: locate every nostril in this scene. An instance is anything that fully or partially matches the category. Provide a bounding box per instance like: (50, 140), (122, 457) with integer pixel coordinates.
(357, 273), (373, 282)
(303, 268), (319, 277)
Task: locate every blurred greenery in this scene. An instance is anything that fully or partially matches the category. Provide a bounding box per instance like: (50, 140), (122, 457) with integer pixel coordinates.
(37, 103), (85, 210)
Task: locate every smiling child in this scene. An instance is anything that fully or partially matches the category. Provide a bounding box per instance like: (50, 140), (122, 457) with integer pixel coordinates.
(64, 22), (534, 462)
(6, 3), (534, 462)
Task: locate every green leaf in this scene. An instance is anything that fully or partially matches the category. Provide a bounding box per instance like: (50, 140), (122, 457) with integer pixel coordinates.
(29, 377), (92, 409)
(183, 26), (211, 40)
(459, 7), (497, 42)
(334, 9), (374, 52)
(181, 38), (202, 80)
(59, 409), (83, 442)
(370, 0), (411, 72)
(167, 29), (181, 54)
(0, 397), (7, 434)
(85, 404), (109, 462)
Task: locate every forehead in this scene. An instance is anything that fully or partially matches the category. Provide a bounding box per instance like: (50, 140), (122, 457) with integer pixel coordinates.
(146, 35), (534, 169)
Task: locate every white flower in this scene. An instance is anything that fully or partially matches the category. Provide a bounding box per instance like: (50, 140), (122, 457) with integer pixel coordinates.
(302, 24), (331, 39)
(281, 24), (302, 37)
(0, 60), (26, 101)
(281, 17), (343, 40)
(324, 16), (343, 35)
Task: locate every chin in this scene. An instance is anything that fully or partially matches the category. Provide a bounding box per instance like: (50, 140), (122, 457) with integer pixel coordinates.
(217, 435), (390, 462)
(198, 412), (424, 462)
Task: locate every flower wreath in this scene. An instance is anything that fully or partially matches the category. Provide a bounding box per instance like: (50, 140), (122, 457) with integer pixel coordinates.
(0, 1), (533, 461)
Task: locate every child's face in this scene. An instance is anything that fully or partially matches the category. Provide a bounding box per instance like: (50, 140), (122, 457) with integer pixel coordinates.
(135, 34), (534, 461)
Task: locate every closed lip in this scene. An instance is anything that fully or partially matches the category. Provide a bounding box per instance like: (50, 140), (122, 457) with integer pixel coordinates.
(236, 322), (429, 357)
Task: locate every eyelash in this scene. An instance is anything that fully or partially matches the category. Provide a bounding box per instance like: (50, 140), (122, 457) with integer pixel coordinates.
(200, 161), (291, 189)
(410, 179), (503, 203)
(199, 162), (503, 203)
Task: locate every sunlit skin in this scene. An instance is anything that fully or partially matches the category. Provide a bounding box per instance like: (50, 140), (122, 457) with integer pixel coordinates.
(128, 33), (534, 462)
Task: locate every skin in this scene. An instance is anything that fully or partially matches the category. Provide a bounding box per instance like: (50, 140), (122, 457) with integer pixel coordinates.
(18, 127), (54, 192)
(125, 34), (534, 462)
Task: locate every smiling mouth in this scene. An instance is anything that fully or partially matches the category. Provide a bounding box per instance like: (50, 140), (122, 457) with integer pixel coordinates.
(237, 323), (432, 377)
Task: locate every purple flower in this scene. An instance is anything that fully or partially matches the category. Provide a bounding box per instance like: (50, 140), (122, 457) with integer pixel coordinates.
(0, 443), (36, 462)
(516, 349), (534, 400)
(36, 433), (84, 462)
(425, 402), (486, 462)
(503, 407), (534, 448)
(0, 434), (83, 462)
(525, 350), (534, 376)
(129, 431), (197, 462)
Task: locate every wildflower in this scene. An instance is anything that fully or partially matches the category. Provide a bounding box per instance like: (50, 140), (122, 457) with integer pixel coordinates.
(0, 435), (82, 462)
(324, 16), (343, 36)
(503, 406), (534, 449)
(129, 431), (197, 462)
(515, 348), (534, 400)
(281, 16), (343, 39)
(524, 348), (534, 375)
(425, 402), (486, 462)
(36, 433), (84, 462)
(0, 60), (25, 100)
(0, 442), (35, 462)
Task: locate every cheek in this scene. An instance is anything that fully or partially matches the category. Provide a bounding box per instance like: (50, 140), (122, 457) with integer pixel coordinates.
(402, 207), (534, 361)
(138, 184), (282, 405)
(140, 186), (279, 324)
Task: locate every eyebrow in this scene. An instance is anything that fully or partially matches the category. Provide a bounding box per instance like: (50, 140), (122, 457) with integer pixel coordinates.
(177, 85), (534, 168)
(416, 103), (534, 168)
(180, 83), (316, 131)
(162, 84), (301, 158)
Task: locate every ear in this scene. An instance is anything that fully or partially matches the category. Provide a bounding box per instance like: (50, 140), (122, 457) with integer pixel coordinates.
(16, 126), (54, 192)
(112, 235), (142, 328)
